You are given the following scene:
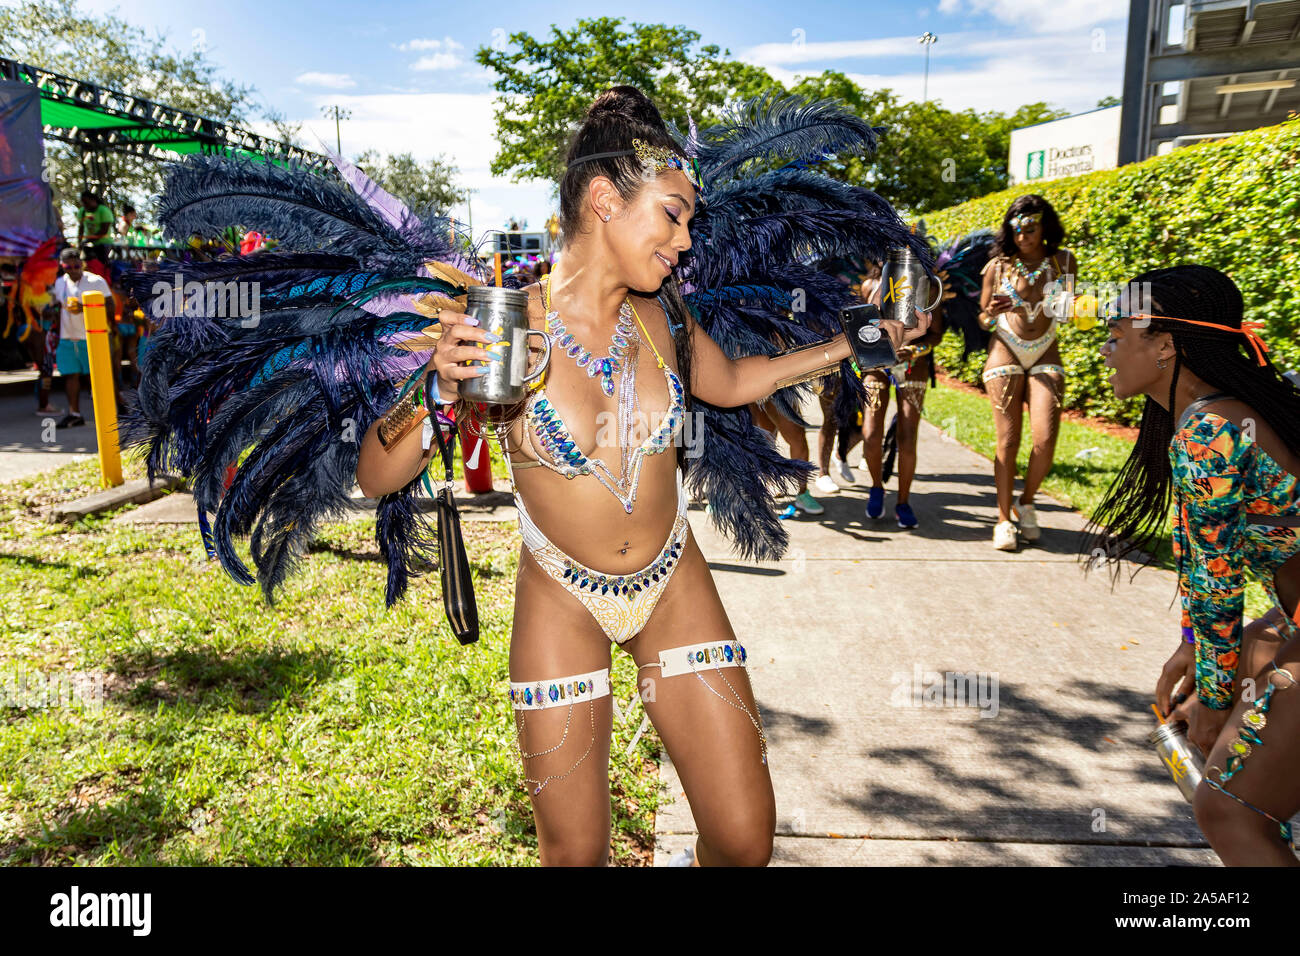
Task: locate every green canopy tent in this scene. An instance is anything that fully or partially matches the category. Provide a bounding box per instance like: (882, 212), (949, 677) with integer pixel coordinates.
(0, 55), (330, 240)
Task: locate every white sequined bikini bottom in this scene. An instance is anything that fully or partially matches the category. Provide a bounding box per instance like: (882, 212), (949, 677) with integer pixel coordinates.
(514, 470), (690, 645)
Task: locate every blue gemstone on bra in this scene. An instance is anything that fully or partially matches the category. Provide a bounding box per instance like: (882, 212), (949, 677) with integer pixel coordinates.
(549, 685), (559, 702)
(559, 441), (574, 452)
(601, 585), (608, 594)
(524, 688), (533, 704)
(723, 645), (734, 662)
(567, 344), (582, 358)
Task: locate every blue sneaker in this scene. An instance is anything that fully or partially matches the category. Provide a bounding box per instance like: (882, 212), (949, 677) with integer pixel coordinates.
(866, 487), (885, 520)
(778, 503), (798, 520)
(896, 502), (918, 529)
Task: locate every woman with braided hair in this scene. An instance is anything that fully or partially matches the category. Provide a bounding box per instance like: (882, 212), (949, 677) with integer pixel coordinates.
(1086, 264), (1300, 865)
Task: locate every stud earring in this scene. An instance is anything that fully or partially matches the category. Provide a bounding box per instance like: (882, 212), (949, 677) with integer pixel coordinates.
(602, 213), (611, 222)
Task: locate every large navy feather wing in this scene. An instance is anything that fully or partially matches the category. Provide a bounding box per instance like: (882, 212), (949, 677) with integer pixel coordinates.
(680, 95), (933, 561)
(121, 154), (487, 607)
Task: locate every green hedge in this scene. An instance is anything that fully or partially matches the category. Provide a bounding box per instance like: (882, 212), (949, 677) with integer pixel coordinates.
(920, 116), (1300, 425)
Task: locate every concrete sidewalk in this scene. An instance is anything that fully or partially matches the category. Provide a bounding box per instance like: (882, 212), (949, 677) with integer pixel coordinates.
(654, 414), (1219, 866)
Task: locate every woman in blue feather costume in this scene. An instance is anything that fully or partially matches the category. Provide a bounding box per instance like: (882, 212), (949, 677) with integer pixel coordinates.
(361, 87), (932, 865)
(127, 85), (932, 866)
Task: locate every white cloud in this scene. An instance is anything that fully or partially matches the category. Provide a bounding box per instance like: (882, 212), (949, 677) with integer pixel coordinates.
(395, 36), (466, 70)
(396, 37), (464, 53)
(744, 35), (974, 68)
(742, 17), (1126, 115)
(412, 53), (463, 71)
(295, 72), (357, 90)
(289, 91), (554, 234)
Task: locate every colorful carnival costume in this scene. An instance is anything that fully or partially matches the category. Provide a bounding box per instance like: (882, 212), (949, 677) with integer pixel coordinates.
(1170, 392), (1300, 838)
(978, 250), (1071, 412)
(121, 95), (931, 793)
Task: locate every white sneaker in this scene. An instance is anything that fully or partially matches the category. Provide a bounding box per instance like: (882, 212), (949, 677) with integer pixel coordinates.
(668, 846), (695, 867)
(834, 457), (855, 483)
(1014, 502), (1041, 542)
(813, 474), (839, 495)
(993, 520), (1018, 551)
(856, 456), (868, 470)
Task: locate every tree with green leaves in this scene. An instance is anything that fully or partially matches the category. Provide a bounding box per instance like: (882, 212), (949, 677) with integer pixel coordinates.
(0, 0), (289, 226)
(353, 150), (467, 214)
(475, 17), (771, 183)
(476, 23), (1071, 213)
(789, 73), (1068, 214)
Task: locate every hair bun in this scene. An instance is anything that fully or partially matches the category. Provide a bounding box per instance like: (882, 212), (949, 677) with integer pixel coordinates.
(586, 86), (665, 129)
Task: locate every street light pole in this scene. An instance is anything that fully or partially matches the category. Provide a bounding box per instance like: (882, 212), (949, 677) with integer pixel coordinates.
(918, 32), (938, 103)
(320, 105), (352, 153)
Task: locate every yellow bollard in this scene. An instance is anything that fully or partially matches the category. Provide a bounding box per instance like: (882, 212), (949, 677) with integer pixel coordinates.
(80, 290), (123, 488)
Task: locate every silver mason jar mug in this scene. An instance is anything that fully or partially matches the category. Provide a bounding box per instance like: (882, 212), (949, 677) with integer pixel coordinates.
(1147, 721), (1205, 804)
(879, 246), (944, 329)
(456, 286), (551, 405)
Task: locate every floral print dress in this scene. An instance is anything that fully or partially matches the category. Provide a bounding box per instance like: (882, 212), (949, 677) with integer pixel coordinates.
(1170, 410), (1300, 710)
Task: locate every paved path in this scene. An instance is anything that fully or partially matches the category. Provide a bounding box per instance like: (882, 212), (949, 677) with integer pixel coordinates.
(654, 413), (1220, 866)
(1, 373), (1220, 865)
(0, 391), (99, 483)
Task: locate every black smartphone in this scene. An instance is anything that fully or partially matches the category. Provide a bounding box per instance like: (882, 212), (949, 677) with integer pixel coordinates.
(839, 303), (897, 371)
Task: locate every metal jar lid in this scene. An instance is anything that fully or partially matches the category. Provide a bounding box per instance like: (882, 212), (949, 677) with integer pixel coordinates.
(886, 246), (922, 266)
(1147, 721), (1189, 746)
(466, 285), (530, 310)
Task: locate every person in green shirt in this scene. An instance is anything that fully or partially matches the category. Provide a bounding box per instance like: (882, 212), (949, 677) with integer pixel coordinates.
(78, 190), (115, 263)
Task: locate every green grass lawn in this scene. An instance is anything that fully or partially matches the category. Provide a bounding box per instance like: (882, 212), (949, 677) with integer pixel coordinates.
(0, 453), (661, 866)
(921, 379), (1270, 619)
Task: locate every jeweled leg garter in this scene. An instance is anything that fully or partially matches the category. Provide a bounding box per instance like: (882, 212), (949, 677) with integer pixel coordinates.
(641, 639), (768, 765)
(1205, 662), (1297, 844)
(510, 667), (611, 795)
(983, 364), (1024, 416)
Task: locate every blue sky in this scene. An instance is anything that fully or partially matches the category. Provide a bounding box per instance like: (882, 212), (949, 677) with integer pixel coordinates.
(82, 0), (1130, 232)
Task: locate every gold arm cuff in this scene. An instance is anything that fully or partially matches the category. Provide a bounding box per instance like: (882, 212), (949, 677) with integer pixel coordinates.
(377, 382), (430, 449)
(774, 361), (841, 390)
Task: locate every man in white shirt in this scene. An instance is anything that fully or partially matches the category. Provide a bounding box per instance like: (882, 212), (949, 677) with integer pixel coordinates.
(52, 247), (115, 429)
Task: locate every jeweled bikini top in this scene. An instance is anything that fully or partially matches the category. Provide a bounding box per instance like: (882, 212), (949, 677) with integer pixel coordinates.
(519, 284), (686, 514)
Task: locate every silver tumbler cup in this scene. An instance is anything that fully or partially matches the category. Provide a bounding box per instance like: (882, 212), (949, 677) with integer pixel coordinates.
(456, 286), (551, 405)
(1148, 721), (1205, 804)
(879, 246), (944, 329)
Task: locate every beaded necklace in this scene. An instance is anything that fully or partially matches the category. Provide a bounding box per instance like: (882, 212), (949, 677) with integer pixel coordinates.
(1011, 255), (1052, 286)
(542, 273), (635, 398)
(524, 282), (685, 513)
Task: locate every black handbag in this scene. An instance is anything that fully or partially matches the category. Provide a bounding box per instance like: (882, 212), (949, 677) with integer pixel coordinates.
(424, 380), (479, 646)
